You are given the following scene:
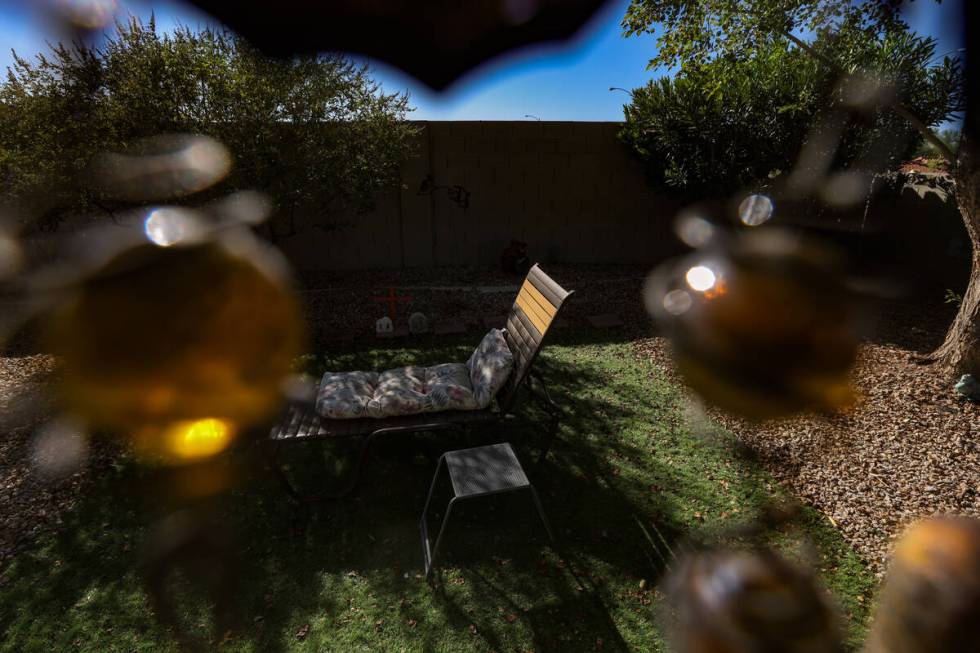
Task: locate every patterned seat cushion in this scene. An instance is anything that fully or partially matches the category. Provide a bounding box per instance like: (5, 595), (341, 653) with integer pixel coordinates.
(425, 363), (480, 412)
(315, 370), (380, 419)
(315, 331), (514, 419)
(467, 329), (515, 408)
(374, 366), (428, 418)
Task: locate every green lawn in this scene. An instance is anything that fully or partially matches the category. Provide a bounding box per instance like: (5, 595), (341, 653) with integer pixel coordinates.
(0, 332), (874, 652)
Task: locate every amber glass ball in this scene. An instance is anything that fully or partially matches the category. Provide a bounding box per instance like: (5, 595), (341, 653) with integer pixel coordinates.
(48, 237), (304, 462)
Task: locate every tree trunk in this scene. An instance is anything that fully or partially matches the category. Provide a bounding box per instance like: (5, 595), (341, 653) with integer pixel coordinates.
(931, 137), (980, 376)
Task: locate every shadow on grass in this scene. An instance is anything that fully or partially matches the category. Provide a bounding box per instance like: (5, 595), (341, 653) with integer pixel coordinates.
(0, 329), (859, 652)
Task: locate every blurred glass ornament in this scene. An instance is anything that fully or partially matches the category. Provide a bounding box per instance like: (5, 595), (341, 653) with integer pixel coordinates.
(840, 74), (896, 112)
(92, 134), (232, 201)
(30, 419), (89, 481)
(143, 207), (207, 247)
(208, 190), (273, 227)
(645, 229), (859, 419)
(52, 0), (117, 30)
(662, 289), (694, 316)
(0, 227), (24, 280)
(737, 194), (774, 226)
(866, 517), (980, 653)
(821, 171), (872, 209)
(665, 547), (843, 653)
(45, 231), (305, 464)
(675, 212), (717, 248)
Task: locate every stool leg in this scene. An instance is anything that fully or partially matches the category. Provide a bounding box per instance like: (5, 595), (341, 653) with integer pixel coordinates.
(421, 454), (447, 524)
(529, 486), (555, 542)
(426, 497), (459, 580)
(421, 455), (448, 579)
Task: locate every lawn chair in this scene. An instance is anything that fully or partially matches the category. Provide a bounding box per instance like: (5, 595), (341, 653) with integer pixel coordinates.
(266, 264), (573, 501)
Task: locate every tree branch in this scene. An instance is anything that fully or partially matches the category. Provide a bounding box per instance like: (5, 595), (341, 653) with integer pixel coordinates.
(778, 27), (957, 163)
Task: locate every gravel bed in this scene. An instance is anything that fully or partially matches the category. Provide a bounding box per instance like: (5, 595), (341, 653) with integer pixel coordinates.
(297, 264), (652, 345)
(633, 328), (979, 574)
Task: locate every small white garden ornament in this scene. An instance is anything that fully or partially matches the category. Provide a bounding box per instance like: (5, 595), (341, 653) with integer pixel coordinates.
(375, 316), (394, 336)
(408, 312), (429, 335)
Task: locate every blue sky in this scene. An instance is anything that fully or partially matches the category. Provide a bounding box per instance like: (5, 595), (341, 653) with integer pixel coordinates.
(0, 0), (965, 122)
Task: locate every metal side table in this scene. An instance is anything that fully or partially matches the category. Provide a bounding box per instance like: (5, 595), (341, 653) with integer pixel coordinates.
(420, 442), (555, 580)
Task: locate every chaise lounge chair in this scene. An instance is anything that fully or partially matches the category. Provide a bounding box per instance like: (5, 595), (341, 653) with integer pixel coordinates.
(266, 264), (573, 501)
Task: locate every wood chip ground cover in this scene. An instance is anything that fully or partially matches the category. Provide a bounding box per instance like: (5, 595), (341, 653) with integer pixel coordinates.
(633, 326), (979, 574)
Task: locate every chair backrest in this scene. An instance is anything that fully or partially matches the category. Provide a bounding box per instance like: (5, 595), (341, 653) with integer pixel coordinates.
(497, 264), (573, 411)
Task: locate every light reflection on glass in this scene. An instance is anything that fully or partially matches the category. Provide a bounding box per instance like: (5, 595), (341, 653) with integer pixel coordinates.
(164, 418), (234, 461)
(96, 134), (231, 201)
(144, 208), (187, 247)
(821, 171), (870, 208)
(211, 190), (272, 226)
(663, 289), (693, 316)
(675, 213), (715, 248)
(31, 419), (89, 480)
(685, 265), (717, 292)
(55, 0), (117, 29)
(0, 230), (23, 279)
(738, 194), (774, 226)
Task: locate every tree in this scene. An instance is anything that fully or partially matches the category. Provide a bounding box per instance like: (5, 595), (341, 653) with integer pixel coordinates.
(623, 0), (978, 376)
(620, 23), (960, 196)
(0, 18), (416, 240)
(621, 41), (823, 196)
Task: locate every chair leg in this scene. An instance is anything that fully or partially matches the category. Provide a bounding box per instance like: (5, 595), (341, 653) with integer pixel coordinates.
(535, 416), (560, 469)
(529, 486), (556, 542)
(264, 441), (305, 502)
(266, 431), (383, 502)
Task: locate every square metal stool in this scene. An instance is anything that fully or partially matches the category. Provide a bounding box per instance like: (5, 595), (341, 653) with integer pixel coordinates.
(420, 442), (555, 579)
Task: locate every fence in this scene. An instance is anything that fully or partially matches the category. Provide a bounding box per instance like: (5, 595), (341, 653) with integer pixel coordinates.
(280, 121), (687, 270)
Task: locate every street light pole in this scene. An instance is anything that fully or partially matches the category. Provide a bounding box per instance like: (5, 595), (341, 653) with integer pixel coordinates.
(524, 114), (541, 121)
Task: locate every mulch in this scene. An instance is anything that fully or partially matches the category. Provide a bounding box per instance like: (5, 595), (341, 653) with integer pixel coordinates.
(632, 299), (979, 575)
(0, 355), (69, 566)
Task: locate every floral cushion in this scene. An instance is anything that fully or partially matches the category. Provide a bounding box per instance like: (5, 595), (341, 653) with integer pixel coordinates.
(425, 363), (480, 412)
(316, 363), (484, 419)
(374, 366), (428, 418)
(466, 328), (515, 408)
(315, 333), (514, 419)
(315, 370), (379, 419)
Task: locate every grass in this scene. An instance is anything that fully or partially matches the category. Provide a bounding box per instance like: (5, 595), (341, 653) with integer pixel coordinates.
(0, 331), (875, 652)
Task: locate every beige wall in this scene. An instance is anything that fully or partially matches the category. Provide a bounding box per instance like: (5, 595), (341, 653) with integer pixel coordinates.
(279, 121), (685, 270)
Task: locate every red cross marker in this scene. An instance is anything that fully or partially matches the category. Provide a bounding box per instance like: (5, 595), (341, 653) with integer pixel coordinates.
(371, 286), (413, 321)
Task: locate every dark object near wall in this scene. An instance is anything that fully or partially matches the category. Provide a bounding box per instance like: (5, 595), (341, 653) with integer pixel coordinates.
(501, 239), (531, 275)
(186, 0), (611, 90)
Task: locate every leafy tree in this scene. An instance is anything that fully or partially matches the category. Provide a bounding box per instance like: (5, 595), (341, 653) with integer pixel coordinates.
(622, 0), (979, 376)
(0, 18), (416, 239)
(621, 21), (960, 196)
(621, 40), (824, 195)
